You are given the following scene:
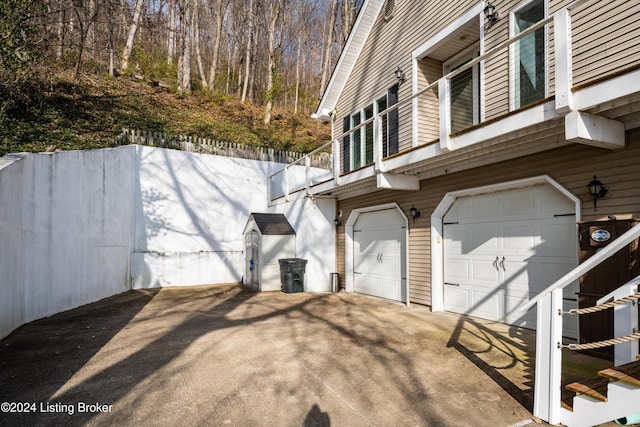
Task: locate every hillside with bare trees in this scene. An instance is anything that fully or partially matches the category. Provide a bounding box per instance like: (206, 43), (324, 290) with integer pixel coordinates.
(1, 0), (364, 155)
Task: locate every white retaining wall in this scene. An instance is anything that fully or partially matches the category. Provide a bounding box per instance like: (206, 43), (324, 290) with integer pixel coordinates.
(0, 145), (336, 339)
(0, 148), (136, 339)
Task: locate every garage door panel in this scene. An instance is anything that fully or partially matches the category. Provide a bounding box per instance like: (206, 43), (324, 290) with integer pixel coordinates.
(471, 226), (500, 254)
(445, 258), (470, 281)
(353, 208), (406, 303)
(502, 226), (536, 251)
(504, 294), (537, 328)
(471, 194), (500, 218)
(443, 184), (578, 339)
(540, 223), (576, 254)
(471, 258), (500, 284)
(470, 290), (502, 320)
(444, 286), (471, 313)
(502, 190), (535, 216)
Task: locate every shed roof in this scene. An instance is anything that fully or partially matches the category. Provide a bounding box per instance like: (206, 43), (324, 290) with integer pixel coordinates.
(247, 213), (296, 235)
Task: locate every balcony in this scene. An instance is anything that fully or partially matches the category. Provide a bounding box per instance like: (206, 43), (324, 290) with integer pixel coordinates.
(269, 0), (640, 205)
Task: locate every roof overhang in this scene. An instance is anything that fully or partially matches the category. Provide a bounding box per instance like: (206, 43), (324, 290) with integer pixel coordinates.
(312, 0), (386, 121)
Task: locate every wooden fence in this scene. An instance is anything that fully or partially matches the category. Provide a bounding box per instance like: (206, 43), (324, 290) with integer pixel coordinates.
(115, 128), (331, 169)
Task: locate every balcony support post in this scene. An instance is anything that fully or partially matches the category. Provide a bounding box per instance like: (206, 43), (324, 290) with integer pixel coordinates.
(305, 155), (311, 196)
(332, 139), (341, 186)
(533, 289), (563, 425)
(374, 116), (382, 172)
(554, 8), (574, 114)
(438, 78), (452, 152)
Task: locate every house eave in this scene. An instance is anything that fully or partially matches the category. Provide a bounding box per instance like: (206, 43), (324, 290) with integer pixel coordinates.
(313, 0), (386, 120)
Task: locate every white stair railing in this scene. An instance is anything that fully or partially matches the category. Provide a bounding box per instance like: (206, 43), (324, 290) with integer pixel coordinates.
(518, 223), (640, 425)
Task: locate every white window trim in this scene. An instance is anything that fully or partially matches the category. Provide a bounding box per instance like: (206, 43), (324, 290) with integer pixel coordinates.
(443, 42), (482, 127)
(411, 2), (486, 148)
(348, 89), (394, 170)
(509, 0), (549, 111)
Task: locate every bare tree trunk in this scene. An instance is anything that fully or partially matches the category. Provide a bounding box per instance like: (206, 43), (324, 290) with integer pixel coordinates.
(207, 0), (226, 90)
(294, 34), (301, 114)
(225, 39), (232, 94)
(320, 0), (338, 93)
(88, 0), (96, 60)
(341, 0), (357, 45)
(240, 0), (254, 103)
(122, 0), (145, 71)
(263, 0), (281, 125)
(72, 4), (99, 80)
(167, 0), (176, 65)
(194, 0), (208, 88)
(107, 1), (115, 77)
(177, 0), (192, 94)
(56, 8), (65, 61)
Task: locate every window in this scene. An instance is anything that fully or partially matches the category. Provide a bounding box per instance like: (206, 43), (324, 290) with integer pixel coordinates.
(511, 0), (547, 110)
(342, 84), (399, 174)
(444, 43), (480, 133)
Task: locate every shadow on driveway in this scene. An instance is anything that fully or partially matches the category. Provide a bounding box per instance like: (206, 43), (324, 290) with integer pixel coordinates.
(1, 284), (546, 426)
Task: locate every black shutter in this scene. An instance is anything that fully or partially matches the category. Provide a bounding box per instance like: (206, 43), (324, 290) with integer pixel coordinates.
(388, 84), (399, 156)
(342, 116), (350, 174)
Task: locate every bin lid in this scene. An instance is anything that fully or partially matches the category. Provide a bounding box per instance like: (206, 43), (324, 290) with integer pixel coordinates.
(278, 258), (308, 264)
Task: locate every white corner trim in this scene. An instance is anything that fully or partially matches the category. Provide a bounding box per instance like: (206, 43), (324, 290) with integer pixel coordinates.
(430, 175), (581, 312)
(345, 202), (410, 306)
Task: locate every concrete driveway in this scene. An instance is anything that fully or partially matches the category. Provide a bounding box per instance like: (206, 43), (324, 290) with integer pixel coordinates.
(0, 284), (611, 426)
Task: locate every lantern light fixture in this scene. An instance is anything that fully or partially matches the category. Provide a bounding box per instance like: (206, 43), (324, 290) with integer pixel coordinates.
(484, 2), (499, 27)
(394, 66), (406, 83)
(587, 175), (608, 211)
(409, 205), (421, 221)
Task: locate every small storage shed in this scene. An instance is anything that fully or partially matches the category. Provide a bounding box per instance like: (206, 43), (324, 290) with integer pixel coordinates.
(243, 213), (296, 291)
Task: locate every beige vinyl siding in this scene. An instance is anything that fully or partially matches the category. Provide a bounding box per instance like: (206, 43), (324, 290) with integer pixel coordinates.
(571, 1), (640, 86)
(333, 0), (638, 146)
(415, 58), (441, 145)
(335, 0), (474, 143)
(336, 130), (640, 307)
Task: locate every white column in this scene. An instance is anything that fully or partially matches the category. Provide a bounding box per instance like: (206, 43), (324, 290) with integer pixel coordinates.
(554, 8), (574, 114)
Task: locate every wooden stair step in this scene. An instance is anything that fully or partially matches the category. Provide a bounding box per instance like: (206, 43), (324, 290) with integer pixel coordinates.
(599, 360), (640, 388)
(566, 376), (609, 402)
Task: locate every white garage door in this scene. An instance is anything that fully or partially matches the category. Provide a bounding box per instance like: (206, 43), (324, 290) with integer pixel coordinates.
(443, 185), (578, 338)
(353, 209), (407, 302)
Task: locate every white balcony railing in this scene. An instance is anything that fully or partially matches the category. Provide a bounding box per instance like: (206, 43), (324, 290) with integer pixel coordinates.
(268, 0), (639, 204)
(519, 222), (640, 425)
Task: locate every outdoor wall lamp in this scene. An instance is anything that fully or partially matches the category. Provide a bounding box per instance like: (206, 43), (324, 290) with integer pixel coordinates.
(394, 66), (406, 83)
(334, 210), (342, 226)
(484, 2), (499, 27)
(587, 175), (608, 211)
(409, 205), (421, 221)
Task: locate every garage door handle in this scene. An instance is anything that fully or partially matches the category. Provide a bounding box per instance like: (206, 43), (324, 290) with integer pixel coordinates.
(493, 257), (499, 271)
(499, 257), (506, 271)
(444, 282), (460, 286)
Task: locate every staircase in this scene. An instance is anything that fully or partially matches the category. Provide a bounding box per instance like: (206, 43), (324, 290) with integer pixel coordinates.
(561, 356), (640, 427)
(518, 223), (640, 426)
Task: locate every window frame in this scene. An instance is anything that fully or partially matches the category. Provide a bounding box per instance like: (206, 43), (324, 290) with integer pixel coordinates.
(348, 88), (395, 171)
(443, 42), (481, 132)
(509, 0), (549, 111)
